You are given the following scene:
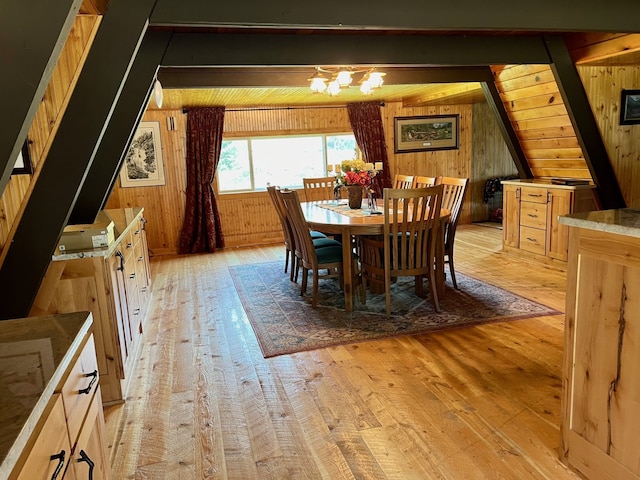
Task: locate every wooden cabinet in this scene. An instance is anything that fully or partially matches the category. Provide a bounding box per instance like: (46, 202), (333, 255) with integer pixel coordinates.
(560, 210), (640, 480)
(32, 208), (152, 405)
(5, 315), (111, 480)
(501, 180), (599, 263)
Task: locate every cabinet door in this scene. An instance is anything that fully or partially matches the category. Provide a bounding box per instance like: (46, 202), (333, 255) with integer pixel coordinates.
(70, 387), (111, 480)
(108, 251), (130, 376)
(502, 185), (520, 248)
(547, 189), (573, 261)
(16, 394), (73, 480)
(124, 253), (142, 347)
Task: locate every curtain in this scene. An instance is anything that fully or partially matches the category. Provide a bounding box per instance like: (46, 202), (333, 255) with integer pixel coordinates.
(179, 107), (226, 254)
(347, 101), (391, 198)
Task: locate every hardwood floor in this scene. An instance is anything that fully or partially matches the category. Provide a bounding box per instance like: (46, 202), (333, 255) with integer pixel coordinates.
(104, 224), (580, 479)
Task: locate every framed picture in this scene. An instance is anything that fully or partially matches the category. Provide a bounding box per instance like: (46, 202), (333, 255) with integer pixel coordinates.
(394, 114), (459, 153)
(12, 140), (33, 175)
(119, 121), (166, 187)
(620, 89), (640, 125)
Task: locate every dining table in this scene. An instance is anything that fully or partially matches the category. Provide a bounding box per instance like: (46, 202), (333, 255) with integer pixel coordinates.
(301, 199), (451, 312)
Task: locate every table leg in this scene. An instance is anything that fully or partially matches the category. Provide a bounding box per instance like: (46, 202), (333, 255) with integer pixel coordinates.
(341, 227), (353, 312)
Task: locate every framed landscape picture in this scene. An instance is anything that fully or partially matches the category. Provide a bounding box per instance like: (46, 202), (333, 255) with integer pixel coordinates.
(120, 121), (166, 187)
(620, 89), (640, 125)
(394, 114), (459, 153)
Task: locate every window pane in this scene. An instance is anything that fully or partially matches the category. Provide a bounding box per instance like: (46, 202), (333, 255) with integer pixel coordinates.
(252, 136), (325, 189)
(218, 140), (251, 192)
(327, 134), (357, 168)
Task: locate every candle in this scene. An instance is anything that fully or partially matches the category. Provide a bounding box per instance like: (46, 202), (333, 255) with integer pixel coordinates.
(364, 162), (374, 171)
(374, 162), (383, 171)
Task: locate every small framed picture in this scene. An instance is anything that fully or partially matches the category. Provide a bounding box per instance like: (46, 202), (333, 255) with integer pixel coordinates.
(12, 140), (33, 175)
(394, 114), (459, 153)
(620, 89), (640, 125)
(120, 121), (166, 187)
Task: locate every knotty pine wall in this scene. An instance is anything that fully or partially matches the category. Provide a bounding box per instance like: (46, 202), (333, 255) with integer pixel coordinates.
(0, 14), (100, 258)
(107, 102), (512, 252)
(578, 65), (640, 208)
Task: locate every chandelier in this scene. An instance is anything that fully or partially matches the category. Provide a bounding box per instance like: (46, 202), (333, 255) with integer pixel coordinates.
(308, 67), (386, 96)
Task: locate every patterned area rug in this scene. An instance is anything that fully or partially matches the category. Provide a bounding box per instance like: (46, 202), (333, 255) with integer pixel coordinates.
(229, 262), (561, 358)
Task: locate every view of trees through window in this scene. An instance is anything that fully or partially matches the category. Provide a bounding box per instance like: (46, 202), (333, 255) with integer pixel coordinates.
(217, 133), (357, 192)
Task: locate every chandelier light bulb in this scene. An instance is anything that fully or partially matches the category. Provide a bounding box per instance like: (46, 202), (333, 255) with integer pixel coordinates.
(327, 80), (341, 96)
(367, 71), (385, 89)
(360, 81), (373, 95)
(336, 70), (353, 87)
(309, 76), (327, 93)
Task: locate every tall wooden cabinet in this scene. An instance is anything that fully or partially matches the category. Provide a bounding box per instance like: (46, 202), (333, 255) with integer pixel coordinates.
(501, 179), (599, 263)
(560, 209), (640, 480)
(31, 208), (152, 405)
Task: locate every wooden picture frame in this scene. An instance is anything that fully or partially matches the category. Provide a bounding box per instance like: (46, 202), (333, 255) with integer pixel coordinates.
(12, 140), (33, 175)
(119, 121), (166, 187)
(620, 89), (640, 125)
(394, 114), (459, 153)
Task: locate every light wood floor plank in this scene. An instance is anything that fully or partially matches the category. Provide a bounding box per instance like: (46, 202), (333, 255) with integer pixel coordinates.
(105, 224), (581, 479)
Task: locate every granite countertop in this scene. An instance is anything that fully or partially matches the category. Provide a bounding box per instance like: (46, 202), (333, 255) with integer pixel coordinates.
(0, 312), (93, 478)
(500, 178), (596, 190)
(559, 208), (640, 238)
(52, 207), (144, 261)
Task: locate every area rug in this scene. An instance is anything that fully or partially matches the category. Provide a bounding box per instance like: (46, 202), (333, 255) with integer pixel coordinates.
(229, 262), (561, 358)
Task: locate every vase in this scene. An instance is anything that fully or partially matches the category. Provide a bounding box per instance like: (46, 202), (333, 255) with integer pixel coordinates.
(346, 185), (363, 209)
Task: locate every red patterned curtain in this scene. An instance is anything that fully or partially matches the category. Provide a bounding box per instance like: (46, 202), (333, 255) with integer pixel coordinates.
(347, 101), (391, 197)
(179, 107), (225, 254)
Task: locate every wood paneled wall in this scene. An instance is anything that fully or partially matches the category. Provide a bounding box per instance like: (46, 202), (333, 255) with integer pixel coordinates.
(471, 102), (518, 221)
(578, 65), (640, 208)
(108, 102), (502, 252)
(0, 14), (100, 257)
(491, 64), (591, 179)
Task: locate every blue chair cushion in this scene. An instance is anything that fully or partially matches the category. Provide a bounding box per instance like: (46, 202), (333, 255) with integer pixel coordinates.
(312, 237), (342, 249)
(316, 245), (343, 264)
(310, 230), (327, 239)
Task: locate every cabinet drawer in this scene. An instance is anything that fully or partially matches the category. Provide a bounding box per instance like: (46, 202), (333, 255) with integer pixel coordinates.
(520, 186), (547, 204)
(61, 334), (99, 444)
(16, 394), (72, 480)
(520, 202), (547, 229)
(519, 226), (546, 255)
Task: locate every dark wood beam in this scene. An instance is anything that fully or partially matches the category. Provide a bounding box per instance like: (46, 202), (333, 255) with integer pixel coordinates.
(0, 0), (82, 197)
(161, 32), (551, 68)
(70, 30), (174, 225)
(0, 0), (157, 321)
(150, 0), (640, 33)
(157, 66), (494, 88)
(481, 81), (532, 179)
(544, 35), (626, 209)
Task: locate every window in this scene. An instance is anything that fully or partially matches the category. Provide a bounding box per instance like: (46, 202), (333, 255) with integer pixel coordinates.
(217, 133), (357, 193)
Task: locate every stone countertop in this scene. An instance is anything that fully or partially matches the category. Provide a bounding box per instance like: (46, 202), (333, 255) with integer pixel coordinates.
(52, 207), (144, 261)
(500, 178), (596, 190)
(0, 312), (93, 478)
(559, 208), (640, 238)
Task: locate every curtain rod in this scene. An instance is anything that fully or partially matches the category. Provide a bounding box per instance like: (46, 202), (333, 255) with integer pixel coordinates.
(182, 102), (384, 114)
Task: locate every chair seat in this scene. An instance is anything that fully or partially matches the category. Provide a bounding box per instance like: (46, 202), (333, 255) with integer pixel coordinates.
(315, 245), (343, 264)
(312, 237), (342, 249)
(310, 230), (327, 239)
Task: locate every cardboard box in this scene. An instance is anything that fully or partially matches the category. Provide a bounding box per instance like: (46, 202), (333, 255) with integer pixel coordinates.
(57, 220), (115, 253)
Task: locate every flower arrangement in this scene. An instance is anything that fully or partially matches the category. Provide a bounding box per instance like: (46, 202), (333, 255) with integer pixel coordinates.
(335, 159), (373, 187)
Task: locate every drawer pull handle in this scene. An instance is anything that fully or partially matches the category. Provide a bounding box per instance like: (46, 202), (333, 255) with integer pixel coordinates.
(527, 194), (543, 197)
(127, 242), (133, 249)
(79, 370), (98, 395)
(527, 214), (537, 218)
(129, 273), (136, 280)
(77, 450), (95, 480)
(526, 237), (537, 242)
(116, 251), (124, 271)
(50, 450), (66, 480)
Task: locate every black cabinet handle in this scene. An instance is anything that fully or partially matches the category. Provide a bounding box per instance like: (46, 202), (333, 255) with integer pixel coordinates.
(77, 449), (95, 480)
(78, 370), (98, 395)
(50, 450), (66, 480)
(116, 251), (124, 271)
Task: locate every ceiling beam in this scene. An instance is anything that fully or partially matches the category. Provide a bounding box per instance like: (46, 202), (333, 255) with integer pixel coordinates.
(544, 35), (626, 209)
(0, 0), (157, 321)
(0, 0), (83, 198)
(150, 0), (640, 33)
(157, 66), (494, 88)
(161, 32), (551, 68)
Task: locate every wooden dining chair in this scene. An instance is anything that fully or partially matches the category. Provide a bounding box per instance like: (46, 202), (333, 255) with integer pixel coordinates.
(358, 185), (444, 315)
(303, 176), (336, 201)
(437, 176), (469, 289)
(414, 175), (437, 188)
(393, 174), (415, 189)
(280, 189), (344, 306)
